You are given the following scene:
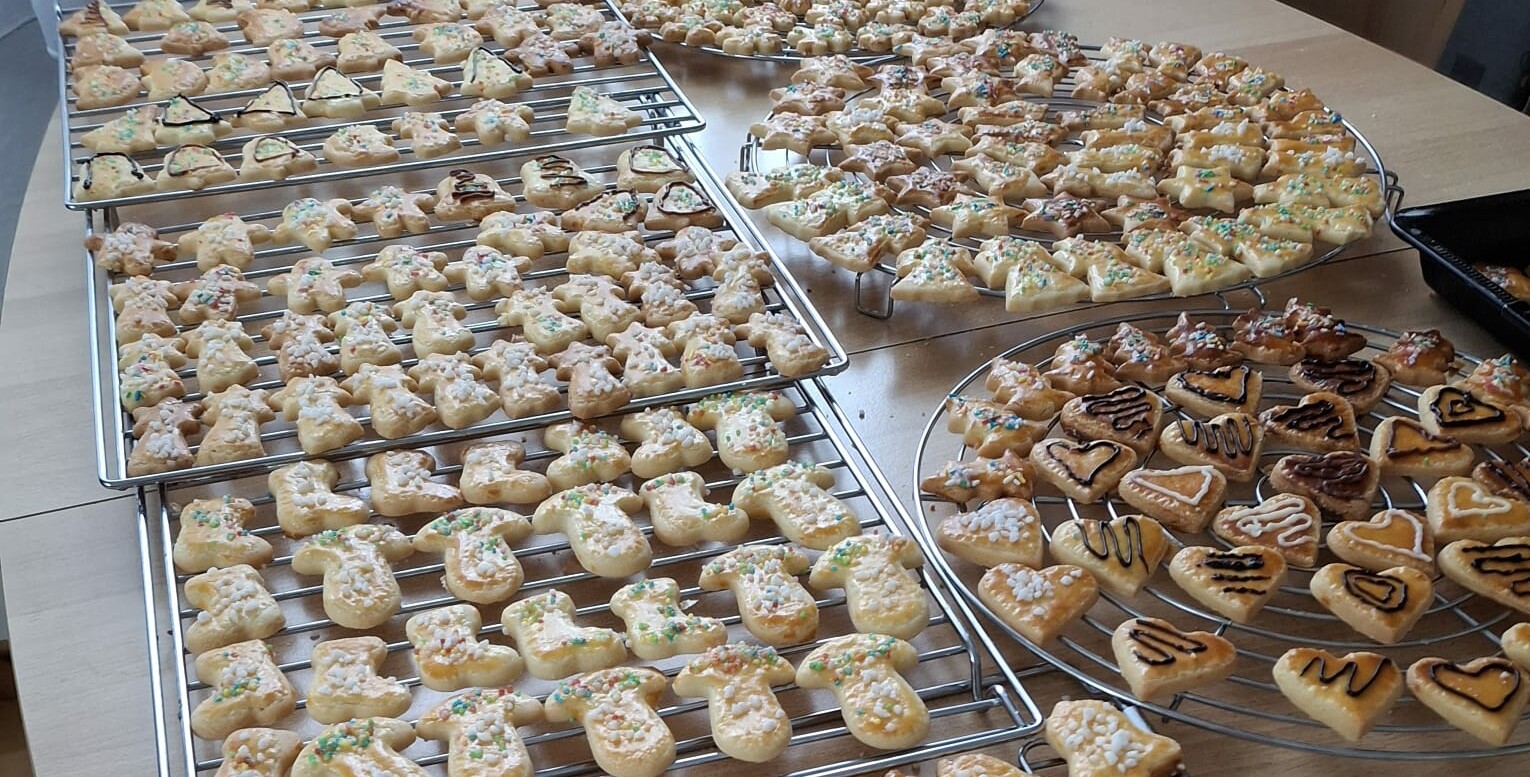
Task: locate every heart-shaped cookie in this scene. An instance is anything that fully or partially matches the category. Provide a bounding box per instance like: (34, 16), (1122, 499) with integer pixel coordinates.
(1048, 515), (1170, 596)
(1474, 457), (1530, 501)
(1289, 358), (1392, 412)
(1058, 385), (1164, 458)
(1165, 364), (1262, 416)
(1503, 622), (1530, 671)
(1028, 437), (1138, 503)
(1419, 385), (1522, 445)
(1368, 416), (1473, 479)
(1118, 464), (1228, 533)
(1425, 477), (1530, 543)
(1407, 657), (1529, 745)
(1158, 413), (1264, 482)
(1259, 391), (1359, 453)
(1328, 509), (1435, 573)
(1212, 493), (1322, 567)
(1269, 450), (1379, 521)
(976, 562), (1098, 644)
(1168, 545), (1288, 623)
(1273, 647), (1402, 741)
(1310, 563), (1432, 644)
(935, 497), (1043, 568)
(1111, 616), (1238, 700)
(1437, 536), (1530, 614)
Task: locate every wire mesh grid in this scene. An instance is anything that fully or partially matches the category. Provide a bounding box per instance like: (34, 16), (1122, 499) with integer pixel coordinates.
(133, 377), (1042, 777)
(736, 43), (1402, 319)
(87, 135), (851, 488)
(903, 308), (1530, 758)
(53, 0), (706, 209)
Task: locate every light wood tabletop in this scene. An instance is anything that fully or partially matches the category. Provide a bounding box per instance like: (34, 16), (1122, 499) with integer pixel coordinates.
(4, 0), (1530, 775)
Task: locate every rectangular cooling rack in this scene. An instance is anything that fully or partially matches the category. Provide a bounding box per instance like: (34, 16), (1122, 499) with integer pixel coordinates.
(86, 135), (849, 488)
(133, 378), (1042, 777)
(55, 0), (705, 209)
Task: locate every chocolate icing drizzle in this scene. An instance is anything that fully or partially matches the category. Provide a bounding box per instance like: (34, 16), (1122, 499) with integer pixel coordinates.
(1177, 365), (1250, 404)
(628, 144), (683, 174)
(1201, 550), (1275, 595)
(1457, 542), (1530, 597)
(1475, 458), (1530, 501)
(1299, 654), (1390, 697)
(532, 155), (593, 188)
(1044, 439), (1123, 486)
(1428, 659), (1524, 712)
(1075, 516), (1145, 568)
(81, 153), (144, 191)
(1176, 415), (1256, 461)
(1268, 399), (1354, 442)
(1126, 619), (1207, 666)
(1079, 385), (1156, 439)
(1293, 358), (1378, 397)
(448, 169), (494, 202)
(1340, 568), (1408, 612)
(1429, 386), (1507, 429)
(1280, 451), (1373, 499)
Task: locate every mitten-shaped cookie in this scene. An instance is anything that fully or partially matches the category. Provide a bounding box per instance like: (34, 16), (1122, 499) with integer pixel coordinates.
(196, 385), (274, 467)
(610, 577), (726, 660)
(544, 668), (675, 777)
(129, 398), (202, 476)
(364, 244), (451, 300)
(269, 460), (370, 537)
(292, 524), (414, 629)
(550, 342), (630, 419)
(501, 589), (627, 679)
(639, 472), (749, 546)
(474, 339), (562, 418)
(307, 637), (412, 724)
(174, 497), (272, 573)
(736, 312), (831, 378)
(266, 257), (362, 314)
(607, 323), (683, 397)
(699, 545), (818, 646)
(398, 290), (475, 357)
(543, 421), (633, 488)
(329, 302), (403, 374)
(621, 407), (712, 478)
(212, 728), (300, 777)
(366, 450), (463, 516)
(414, 507), (533, 603)
(532, 483), (650, 577)
(687, 391), (796, 473)
(668, 314), (744, 388)
(343, 364), (437, 439)
(496, 287), (588, 354)
(459, 442), (552, 505)
(673, 643), (795, 762)
(418, 687), (543, 777)
(191, 640), (296, 740)
(809, 534), (929, 639)
(407, 604), (525, 691)
(261, 311), (339, 382)
(411, 352), (502, 428)
(732, 461), (861, 550)
(796, 634), (930, 749)
(269, 376), (363, 454)
(185, 319), (258, 393)
(184, 564), (284, 655)
(291, 718), (424, 777)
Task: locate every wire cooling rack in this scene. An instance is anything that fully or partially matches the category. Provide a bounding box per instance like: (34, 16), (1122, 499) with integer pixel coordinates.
(132, 378), (1042, 777)
(54, 0), (704, 209)
(610, 0), (1044, 64)
(904, 308), (1530, 759)
(736, 43), (1403, 319)
(87, 136), (850, 488)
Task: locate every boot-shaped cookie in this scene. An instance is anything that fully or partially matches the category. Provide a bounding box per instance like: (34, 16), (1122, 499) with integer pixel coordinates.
(406, 604), (525, 691)
(638, 472), (748, 546)
(291, 718), (424, 777)
(809, 534), (929, 639)
(610, 577), (726, 660)
(268, 460), (370, 537)
(191, 640), (297, 739)
(699, 545), (817, 646)
(687, 391), (796, 473)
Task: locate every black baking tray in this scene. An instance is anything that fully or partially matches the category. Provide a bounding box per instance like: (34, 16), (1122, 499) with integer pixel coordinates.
(1389, 189), (1530, 355)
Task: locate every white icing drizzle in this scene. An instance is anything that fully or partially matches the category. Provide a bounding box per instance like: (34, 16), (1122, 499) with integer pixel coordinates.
(1343, 509), (1430, 562)
(1230, 495), (1314, 548)
(1445, 480), (1513, 517)
(1123, 465), (1215, 506)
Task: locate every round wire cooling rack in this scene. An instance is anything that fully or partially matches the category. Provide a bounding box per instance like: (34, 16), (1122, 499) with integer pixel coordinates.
(907, 308), (1530, 759)
(737, 44), (1404, 319)
(611, 0), (1044, 63)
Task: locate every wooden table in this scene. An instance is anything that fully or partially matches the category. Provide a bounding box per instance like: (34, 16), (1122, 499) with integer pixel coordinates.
(4, 0), (1530, 774)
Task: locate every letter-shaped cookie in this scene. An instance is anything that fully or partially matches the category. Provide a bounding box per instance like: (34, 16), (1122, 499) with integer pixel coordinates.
(190, 640), (297, 740)
(406, 604), (525, 691)
(610, 577), (726, 660)
(269, 460), (370, 537)
(732, 462), (861, 550)
(621, 407), (713, 478)
(1044, 699), (1183, 777)
(543, 422), (634, 489)
(501, 590), (627, 680)
(544, 668), (675, 777)
(672, 643), (795, 763)
(699, 545), (818, 646)
(414, 507), (533, 604)
(639, 472), (749, 547)
(418, 687), (543, 777)
(291, 718), (424, 777)
(184, 564), (285, 655)
(174, 496), (272, 573)
(365, 450), (464, 516)
(307, 636), (412, 724)
(532, 484), (650, 577)
(292, 524), (414, 629)
(796, 633), (930, 750)
(212, 728), (300, 777)
(460, 442), (553, 505)
(809, 534), (929, 639)
(686, 391), (796, 473)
